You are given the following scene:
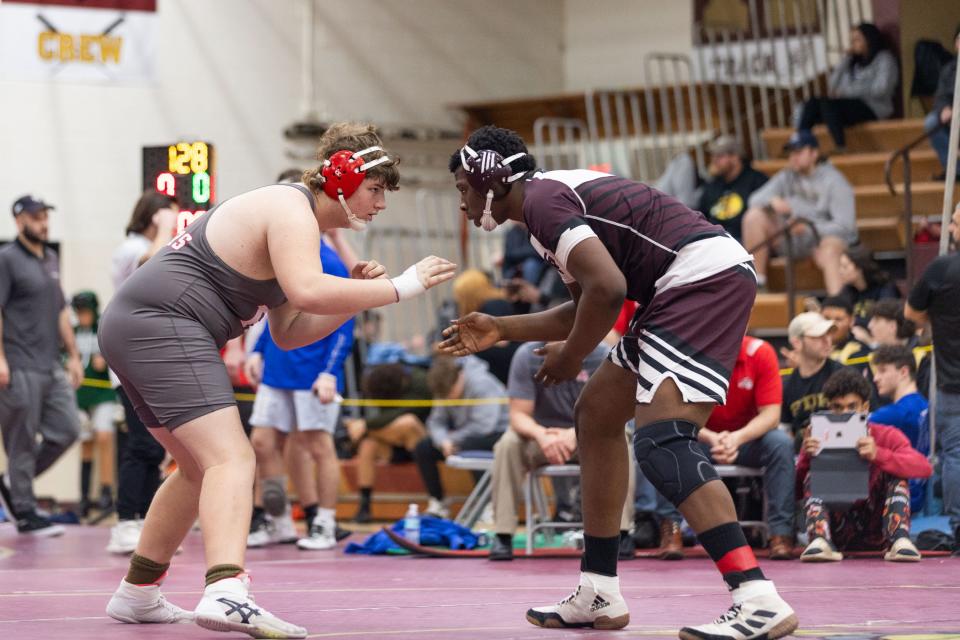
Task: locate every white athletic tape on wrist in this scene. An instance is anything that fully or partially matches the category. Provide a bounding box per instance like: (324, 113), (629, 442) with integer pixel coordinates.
(390, 264), (426, 301)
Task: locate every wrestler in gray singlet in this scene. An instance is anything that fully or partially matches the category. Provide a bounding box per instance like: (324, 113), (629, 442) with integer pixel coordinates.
(98, 184), (315, 430)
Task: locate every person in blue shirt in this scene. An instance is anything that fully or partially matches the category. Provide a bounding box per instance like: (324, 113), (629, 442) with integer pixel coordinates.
(871, 344), (930, 513)
(244, 231), (356, 551)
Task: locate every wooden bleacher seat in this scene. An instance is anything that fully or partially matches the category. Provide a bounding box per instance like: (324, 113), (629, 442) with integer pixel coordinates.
(761, 119), (927, 155)
(748, 293), (807, 331)
(767, 257), (825, 292)
(753, 149), (941, 187)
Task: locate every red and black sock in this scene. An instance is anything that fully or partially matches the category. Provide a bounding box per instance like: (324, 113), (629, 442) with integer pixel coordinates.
(698, 522), (765, 589)
(580, 534), (620, 577)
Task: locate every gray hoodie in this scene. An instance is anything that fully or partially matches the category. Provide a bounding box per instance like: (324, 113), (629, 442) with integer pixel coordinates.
(427, 356), (508, 447)
(828, 50), (899, 120)
(748, 162), (858, 244)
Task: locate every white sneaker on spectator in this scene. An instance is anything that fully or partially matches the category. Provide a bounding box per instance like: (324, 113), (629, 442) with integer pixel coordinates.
(425, 497), (449, 519)
(272, 510), (298, 545)
(679, 580), (798, 640)
(194, 574), (306, 639)
(106, 577), (193, 624)
(297, 516), (336, 551)
(800, 536), (842, 562)
(884, 537), (921, 562)
(106, 519), (141, 554)
(526, 571), (629, 629)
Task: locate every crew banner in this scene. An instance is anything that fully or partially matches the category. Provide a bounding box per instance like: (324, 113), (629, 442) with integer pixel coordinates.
(0, 0), (158, 84)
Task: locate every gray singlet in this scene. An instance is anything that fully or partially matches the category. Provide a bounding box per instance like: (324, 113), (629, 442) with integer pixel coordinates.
(98, 184), (314, 429)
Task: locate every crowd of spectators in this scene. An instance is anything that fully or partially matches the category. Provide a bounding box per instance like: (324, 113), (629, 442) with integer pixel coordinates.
(1, 21), (958, 561)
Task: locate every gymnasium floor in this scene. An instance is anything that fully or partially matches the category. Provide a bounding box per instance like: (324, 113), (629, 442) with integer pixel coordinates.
(1, 524), (958, 639)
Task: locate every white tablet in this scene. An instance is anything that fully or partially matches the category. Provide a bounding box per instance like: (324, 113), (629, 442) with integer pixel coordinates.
(810, 412), (869, 450)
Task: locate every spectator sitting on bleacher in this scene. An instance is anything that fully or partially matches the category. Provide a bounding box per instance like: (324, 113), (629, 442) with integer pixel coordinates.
(923, 25), (959, 180)
(698, 335), (796, 559)
(821, 296), (872, 373)
(798, 369), (930, 563)
(859, 298), (918, 349)
(489, 341), (635, 561)
(838, 245), (900, 327)
(796, 23), (899, 152)
(781, 312), (848, 436)
(413, 355), (508, 518)
(346, 363), (431, 523)
(696, 135), (769, 243)
(743, 130), (857, 295)
(871, 344), (930, 514)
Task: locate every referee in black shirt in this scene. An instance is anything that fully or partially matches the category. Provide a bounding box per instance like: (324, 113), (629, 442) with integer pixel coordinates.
(906, 203), (960, 549)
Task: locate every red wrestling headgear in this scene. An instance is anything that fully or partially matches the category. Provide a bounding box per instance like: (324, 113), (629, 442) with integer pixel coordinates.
(320, 146), (392, 230)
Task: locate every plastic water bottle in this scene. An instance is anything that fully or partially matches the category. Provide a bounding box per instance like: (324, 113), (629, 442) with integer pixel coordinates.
(404, 503), (421, 544)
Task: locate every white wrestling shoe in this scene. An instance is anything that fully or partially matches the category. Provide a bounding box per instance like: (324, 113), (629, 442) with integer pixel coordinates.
(297, 515), (336, 551)
(679, 580), (799, 640)
(106, 519), (141, 555)
(526, 571), (630, 630)
(194, 574), (307, 639)
(106, 577), (193, 624)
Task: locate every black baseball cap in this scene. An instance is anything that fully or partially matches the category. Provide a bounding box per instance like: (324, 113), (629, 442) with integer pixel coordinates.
(11, 195), (55, 217)
(783, 129), (819, 152)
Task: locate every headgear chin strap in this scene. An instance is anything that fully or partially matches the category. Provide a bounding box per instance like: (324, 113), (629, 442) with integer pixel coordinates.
(459, 144), (528, 232)
(320, 146), (391, 231)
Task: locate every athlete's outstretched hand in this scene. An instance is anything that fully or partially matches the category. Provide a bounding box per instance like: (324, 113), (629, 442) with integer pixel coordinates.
(390, 256), (457, 301)
(414, 256), (457, 290)
(351, 260), (387, 280)
(438, 313), (501, 356)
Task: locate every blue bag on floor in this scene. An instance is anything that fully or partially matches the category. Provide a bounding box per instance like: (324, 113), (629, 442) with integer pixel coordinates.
(344, 516), (481, 555)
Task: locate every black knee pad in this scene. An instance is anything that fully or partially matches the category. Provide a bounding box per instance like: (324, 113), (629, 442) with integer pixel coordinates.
(633, 419), (718, 507)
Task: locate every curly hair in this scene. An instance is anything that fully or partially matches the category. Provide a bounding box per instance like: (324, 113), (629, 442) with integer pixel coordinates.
(822, 368), (872, 404)
(302, 122), (400, 197)
(447, 125), (538, 174)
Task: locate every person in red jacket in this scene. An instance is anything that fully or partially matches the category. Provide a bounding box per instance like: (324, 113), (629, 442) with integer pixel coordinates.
(798, 368), (931, 563)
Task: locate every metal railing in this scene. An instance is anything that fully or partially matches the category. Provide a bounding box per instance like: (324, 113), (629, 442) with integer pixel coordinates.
(882, 127), (947, 285)
(693, 0), (870, 157)
(747, 215), (821, 319)
(533, 0), (870, 182)
(354, 190), (506, 345)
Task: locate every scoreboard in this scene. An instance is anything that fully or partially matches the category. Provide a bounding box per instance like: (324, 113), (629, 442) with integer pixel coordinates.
(142, 141), (215, 232)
